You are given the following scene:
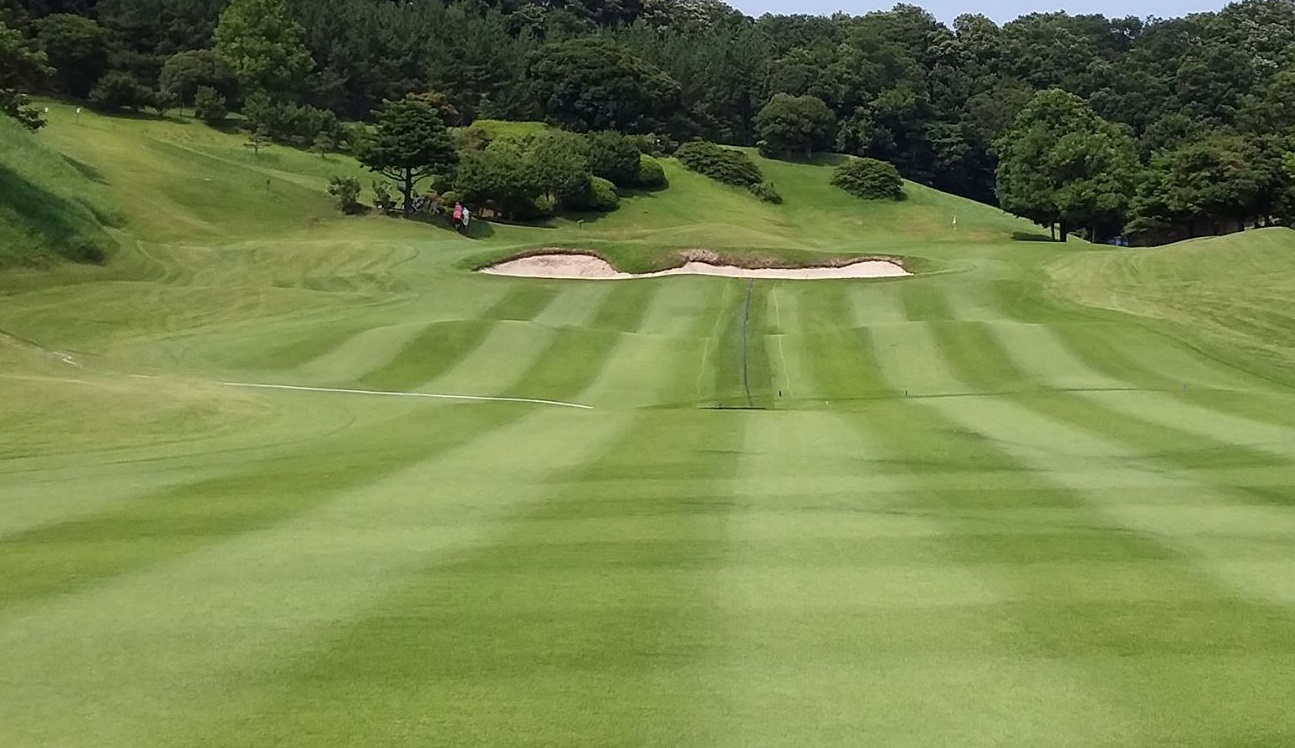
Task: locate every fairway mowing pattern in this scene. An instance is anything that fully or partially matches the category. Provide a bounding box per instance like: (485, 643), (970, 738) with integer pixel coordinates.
(8, 111), (1295, 747)
(161, 410), (745, 748)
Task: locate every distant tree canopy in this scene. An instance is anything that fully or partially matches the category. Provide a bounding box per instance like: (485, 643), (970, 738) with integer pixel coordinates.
(526, 39), (680, 133)
(33, 12), (105, 97)
(0, 18), (51, 129)
(9, 0), (1295, 241)
(159, 49), (236, 106)
(213, 0), (312, 96)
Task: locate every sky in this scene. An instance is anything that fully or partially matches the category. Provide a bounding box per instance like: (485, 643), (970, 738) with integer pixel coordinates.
(727, 0), (1229, 24)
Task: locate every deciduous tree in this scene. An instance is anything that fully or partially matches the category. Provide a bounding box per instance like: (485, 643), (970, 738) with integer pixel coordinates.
(995, 88), (1134, 240)
(213, 0), (312, 96)
(755, 93), (837, 159)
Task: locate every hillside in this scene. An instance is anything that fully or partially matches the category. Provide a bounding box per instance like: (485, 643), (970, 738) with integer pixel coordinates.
(1049, 227), (1295, 382)
(26, 103), (1048, 262)
(0, 114), (118, 265)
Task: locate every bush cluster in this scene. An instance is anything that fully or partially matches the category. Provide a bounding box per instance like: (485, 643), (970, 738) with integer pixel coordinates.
(327, 176), (363, 214)
(244, 94), (346, 150)
(675, 141), (763, 187)
(449, 130), (664, 221)
(831, 157), (905, 201)
(88, 71), (154, 112)
(586, 131), (641, 188)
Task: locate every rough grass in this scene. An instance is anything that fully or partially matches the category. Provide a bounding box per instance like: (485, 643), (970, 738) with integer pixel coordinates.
(3, 103), (1295, 748)
(0, 114), (119, 265)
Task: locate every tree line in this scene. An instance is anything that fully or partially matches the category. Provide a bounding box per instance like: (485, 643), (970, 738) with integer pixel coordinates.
(5, 0), (1295, 243)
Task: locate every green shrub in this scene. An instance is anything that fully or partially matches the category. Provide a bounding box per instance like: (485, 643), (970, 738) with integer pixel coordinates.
(532, 193), (557, 217)
(585, 131), (640, 188)
(748, 181), (782, 204)
(570, 176), (619, 212)
(831, 157), (905, 200)
(148, 89), (180, 117)
(372, 181), (397, 214)
(193, 86), (227, 124)
(675, 141), (762, 187)
(327, 176), (362, 214)
(637, 154), (667, 189)
(89, 71), (152, 112)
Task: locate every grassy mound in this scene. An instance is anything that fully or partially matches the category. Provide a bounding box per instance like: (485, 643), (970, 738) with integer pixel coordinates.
(1049, 227), (1295, 381)
(0, 114), (119, 265)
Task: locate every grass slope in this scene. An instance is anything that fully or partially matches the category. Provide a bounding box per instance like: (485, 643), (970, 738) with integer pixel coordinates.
(3, 104), (1295, 748)
(1049, 227), (1295, 382)
(0, 114), (118, 265)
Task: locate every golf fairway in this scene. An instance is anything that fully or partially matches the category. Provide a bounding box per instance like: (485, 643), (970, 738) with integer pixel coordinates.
(4, 104), (1295, 747)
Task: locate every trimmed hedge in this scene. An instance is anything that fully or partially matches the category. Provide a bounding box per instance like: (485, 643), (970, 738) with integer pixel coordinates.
(637, 154), (668, 189)
(571, 176), (619, 212)
(675, 141), (762, 187)
(586, 131), (641, 188)
(831, 157), (905, 200)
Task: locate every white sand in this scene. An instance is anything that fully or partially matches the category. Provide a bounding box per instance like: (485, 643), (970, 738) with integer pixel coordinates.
(480, 253), (911, 280)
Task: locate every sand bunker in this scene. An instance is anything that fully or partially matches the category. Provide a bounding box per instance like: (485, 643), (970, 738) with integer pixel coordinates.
(480, 253), (911, 280)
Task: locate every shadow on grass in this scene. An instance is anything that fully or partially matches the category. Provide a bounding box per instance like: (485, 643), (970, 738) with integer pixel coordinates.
(761, 152), (851, 168)
(0, 165), (115, 264)
(1012, 231), (1057, 243)
(60, 155), (109, 185)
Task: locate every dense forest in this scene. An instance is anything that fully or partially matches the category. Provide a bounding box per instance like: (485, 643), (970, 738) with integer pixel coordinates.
(4, 0), (1295, 244)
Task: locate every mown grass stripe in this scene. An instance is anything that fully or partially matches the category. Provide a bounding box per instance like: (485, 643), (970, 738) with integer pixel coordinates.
(932, 319), (1295, 494)
(0, 406), (626, 748)
(0, 405), (525, 610)
(834, 395), (1295, 744)
(900, 280), (953, 321)
(798, 322), (1295, 743)
(496, 284), (668, 404)
(532, 282), (613, 329)
(482, 283), (561, 321)
(353, 320), (495, 392)
(786, 281), (892, 404)
(870, 322), (964, 397)
(589, 278), (657, 332)
(847, 282), (907, 326)
(182, 408), (746, 748)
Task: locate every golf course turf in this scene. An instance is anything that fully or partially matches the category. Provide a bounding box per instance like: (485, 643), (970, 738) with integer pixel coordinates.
(4, 103), (1295, 747)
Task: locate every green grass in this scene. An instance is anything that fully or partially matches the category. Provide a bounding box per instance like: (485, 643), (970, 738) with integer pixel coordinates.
(4, 103), (1295, 748)
(0, 113), (119, 265)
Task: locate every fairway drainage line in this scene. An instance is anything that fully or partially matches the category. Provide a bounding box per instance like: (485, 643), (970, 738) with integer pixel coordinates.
(741, 279), (755, 409)
(218, 382), (594, 410)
